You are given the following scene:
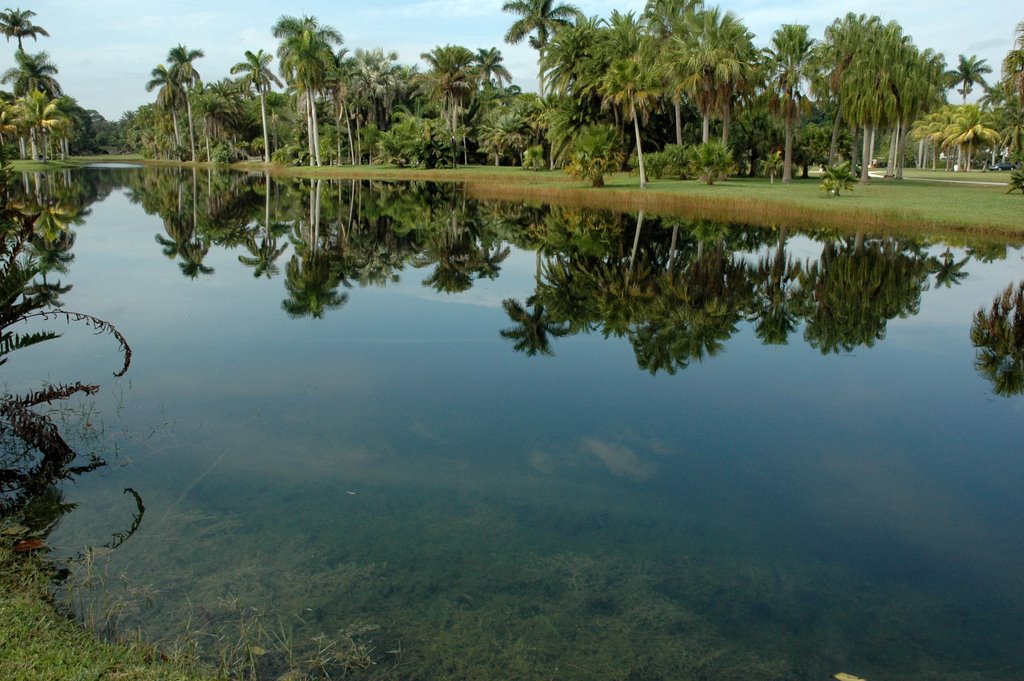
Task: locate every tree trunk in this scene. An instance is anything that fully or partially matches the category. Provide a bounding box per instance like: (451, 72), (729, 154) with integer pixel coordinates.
(828, 103), (843, 166)
(259, 91), (271, 163)
(171, 108), (182, 150)
(701, 113), (710, 144)
(305, 95), (315, 166)
(720, 102), (731, 147)
(310, 96), (322, 167)
(782, 116), (794, 183)
(673, 96), (683, 146)
(850, 126), (859, 172)
(633, 111), (647, 189)
(185, 94), (197, 162)
(860, 125), (871, 184)
(895, 120), (910, 180)
(885, 125), (897, 178)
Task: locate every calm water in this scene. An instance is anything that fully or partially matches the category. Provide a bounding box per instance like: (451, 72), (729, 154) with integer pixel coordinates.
(7, 167), (1024, 680)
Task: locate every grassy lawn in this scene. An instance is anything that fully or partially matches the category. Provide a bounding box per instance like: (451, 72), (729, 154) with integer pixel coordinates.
(19, 157), (1024, 239)
(0, 546), (213, 681)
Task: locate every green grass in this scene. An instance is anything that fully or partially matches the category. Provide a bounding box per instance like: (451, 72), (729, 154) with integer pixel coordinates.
(45, 157), (1024, 238)
(0, 545), (215, 681)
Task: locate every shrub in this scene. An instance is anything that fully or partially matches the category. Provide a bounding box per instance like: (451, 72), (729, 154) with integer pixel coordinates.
(1007, 169), (1024, 195)
(692, 142), (733, 185)
(523, 145), (546, 171)
(662, 144), (695, 180)
(759, 150), (783, 184)
(820, 162), (857, 197)
(564, 125), (622, 187)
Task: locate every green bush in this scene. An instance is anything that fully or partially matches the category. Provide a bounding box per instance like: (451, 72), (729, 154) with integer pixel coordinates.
(564, 125), (622, 187)
(662, 144), (695, 180)
(1007, 169), (1024, 195)
(820, 161), (857, 197)
(692, 142), (733, 185)
(523, 145), (546, 171)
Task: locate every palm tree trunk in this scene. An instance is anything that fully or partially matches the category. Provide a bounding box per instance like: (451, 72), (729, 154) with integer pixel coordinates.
(345, 112), (355, 165)
(185, 95), (197, 162)
(721, 103), (731, 147)
(828, 103), (843, 166)
(633, 111), (647, 189)
(782, 116), (794, 183)
(673, 96), (683, 146)
(860, 125), (871, 184)
(259, 92), (271, 163)
(29, 128), (38, 160)
(311, 96), (322, 167)
(171, 109), (182, 150)
(895, 120), (910, 180)
(701, 113), (710, 144)
(18, 136), (26, 159)
(884, 125), (897, 178)
(305, 95), (315, 166)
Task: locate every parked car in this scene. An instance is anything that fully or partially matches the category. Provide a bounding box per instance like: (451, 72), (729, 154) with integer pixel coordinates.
(990, 162), (1015, 171)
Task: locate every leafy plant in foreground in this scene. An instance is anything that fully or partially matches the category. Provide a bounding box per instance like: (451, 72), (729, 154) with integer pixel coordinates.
(820, 161), (857, 197)
(564, 125), (621, 188)
(1007, 169), (1024, 194)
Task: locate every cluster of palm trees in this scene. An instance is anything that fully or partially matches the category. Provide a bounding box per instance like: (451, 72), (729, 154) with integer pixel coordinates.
(0, 8), (93, 161)
(123, 4), (1024, 179)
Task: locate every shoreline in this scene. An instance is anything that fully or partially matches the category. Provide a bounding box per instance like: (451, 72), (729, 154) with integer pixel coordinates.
(13, 156), (1024, 242)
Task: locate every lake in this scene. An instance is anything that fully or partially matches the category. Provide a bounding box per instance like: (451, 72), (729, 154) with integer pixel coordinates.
(5, 166), (1024, 680)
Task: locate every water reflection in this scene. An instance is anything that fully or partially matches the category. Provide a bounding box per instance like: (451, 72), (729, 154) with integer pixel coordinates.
(10, 166), (1024, 680)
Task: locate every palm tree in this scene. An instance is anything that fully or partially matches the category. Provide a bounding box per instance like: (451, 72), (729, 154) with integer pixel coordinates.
(1, 50), (61, 98)
(500, 296), (569, 356)
(273, 14), (343, 167)
(166, 44), (204, 163)
(145, 64), (184, 154)
(671, 7), (750, 144)
(767, 24), (815, 183)
(0, 8), (48, 52)
(600, 50), (661, 188)
(475, 47), (513, 88)
(814, 13), (880, 165)
(945, 54), (992, 104)
(231, 49), (283, 163)
(18, 90), (62, 160)
(1005, 21), (1024, 106)
(943, 104), (999, 171)
(502, 0), (581, 96)
(418, 44), (478, 167)
(643, 0), (704, 145)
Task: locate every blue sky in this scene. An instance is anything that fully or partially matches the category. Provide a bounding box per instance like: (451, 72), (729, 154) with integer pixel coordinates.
(6, 0), (1022, 119)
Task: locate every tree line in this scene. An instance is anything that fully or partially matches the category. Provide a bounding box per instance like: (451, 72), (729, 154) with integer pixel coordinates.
(2, 3), (1023, 182)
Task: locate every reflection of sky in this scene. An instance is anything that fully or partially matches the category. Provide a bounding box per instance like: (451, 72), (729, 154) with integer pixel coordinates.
(22, 170), (1024, 675)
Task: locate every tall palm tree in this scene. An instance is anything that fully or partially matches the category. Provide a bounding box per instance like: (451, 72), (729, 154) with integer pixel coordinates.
(600, 49), (661, 188)
(1004, 21), (1024, 106)
(418, 44), (478, 167)
(767, 24), (815, 183)
(502, 0), (581, 96)
(18, 90), (62, 160)
(642, 0), (704, 145)
(0, 8), (48, 52)
(231, 49), (283, 163)
(814, 13), (880, 165)
(671, 7), (750, 144)
(273, 14), (343, 167)
(943, 104), (999, 171)
(1, 50), (61, 98)
(166, 44), (204, 163)
(945, 54), (992, 104)
(475, 47), (513, 88)
(145, 63), (184, 152)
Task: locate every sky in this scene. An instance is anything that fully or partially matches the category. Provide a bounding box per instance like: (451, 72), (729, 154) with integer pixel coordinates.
(5, 0), (1022, 120)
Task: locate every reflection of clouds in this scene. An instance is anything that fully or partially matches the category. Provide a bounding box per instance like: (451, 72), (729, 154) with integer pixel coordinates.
(582, 438), (656, 481)
(528, 449), (555, 475)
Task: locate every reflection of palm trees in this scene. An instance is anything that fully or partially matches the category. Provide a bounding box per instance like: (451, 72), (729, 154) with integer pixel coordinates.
(238, 224), (289, 278)
(281, 253), (348, 319)
(970, 281), (1024, 397)
(931, 248), (970, 289)
(797, 237), (931, 354)
(752, 226), (801, 345)
(500, 295), (569, 356)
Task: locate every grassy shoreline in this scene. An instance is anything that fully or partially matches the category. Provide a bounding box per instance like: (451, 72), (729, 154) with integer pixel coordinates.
(13, 156), (1024, 240)
(0, 545), (213, 681)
